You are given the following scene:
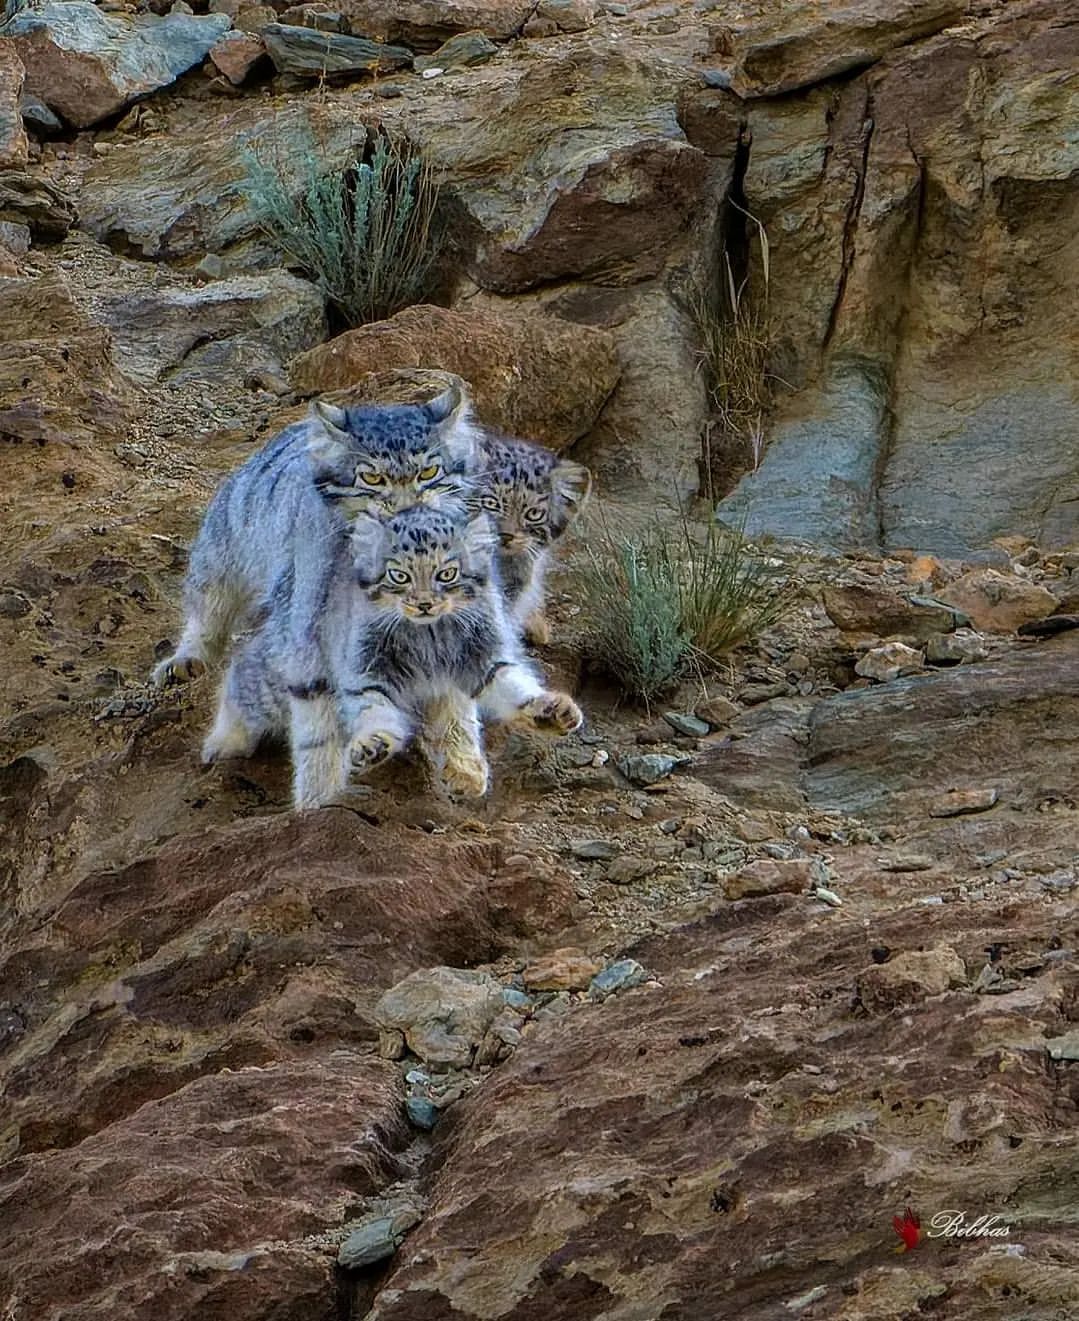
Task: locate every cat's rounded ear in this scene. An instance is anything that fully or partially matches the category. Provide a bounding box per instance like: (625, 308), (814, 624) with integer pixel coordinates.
(553, 460), (592, 508)
(307, 400), (350, 463)
(423, 383), (464, 426)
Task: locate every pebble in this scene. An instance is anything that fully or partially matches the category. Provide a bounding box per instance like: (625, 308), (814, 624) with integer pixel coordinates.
(618, 753), (688, 786)
(663, 711), (710, 738)
(589, 959), (647, 1000)
(725, 858), (813, 900)
(812, 886), (843, 908)
(695, 695), (739, 728)
(929, 788), (999, 818)
(571, 839), (619, 861)
(500, 987), (533, 1012)
(854, 642), (924, 682)
(739, 681), (789, 705)
(605, 855), (652, 885)
(522, 947), (604, 991)
(701, 68), (733, 88)
(405, 1096), (438, 1130)
(421, 66), (444, 78)
(877, 854), (934, 872)
(659, 818), (682, 835)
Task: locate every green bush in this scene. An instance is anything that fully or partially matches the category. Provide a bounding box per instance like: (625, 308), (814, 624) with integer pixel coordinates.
(245, 128), (442, 328)
(582, 514), (796, 704)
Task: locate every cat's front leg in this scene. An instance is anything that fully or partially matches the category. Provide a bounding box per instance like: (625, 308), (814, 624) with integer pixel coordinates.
(475, 661), (583, 736)
(340, 684), (413, 779)
(422, 690), (489, 800)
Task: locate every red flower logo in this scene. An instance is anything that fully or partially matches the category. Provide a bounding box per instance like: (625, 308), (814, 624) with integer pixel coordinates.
(893, 1207), (923, 1252)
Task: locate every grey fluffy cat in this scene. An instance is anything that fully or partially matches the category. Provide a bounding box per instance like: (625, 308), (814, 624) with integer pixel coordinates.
(476, 433), (592, 645)
(208, 505), (583, 808)
(154, 384), (479, 688)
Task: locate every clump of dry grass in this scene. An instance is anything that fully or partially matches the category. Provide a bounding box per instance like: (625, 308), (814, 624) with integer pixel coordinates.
(245, 124), (442, 328)
(580, 509), (798, 705)
(688, 207), (777, 498)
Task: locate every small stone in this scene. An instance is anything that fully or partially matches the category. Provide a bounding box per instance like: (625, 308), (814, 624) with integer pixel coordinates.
(522, 947), (604, 991)
(738, 681), (789, 705)
(659, 818), (682, 835)
(1045, 1031), (1079, 1062)
(338, 1217), (399, 1268)
(209, 30), (267, 85)
(421, 66), (444, 78)
(570, 839), (619, 861)
(537, 0), (595, 32)
(929, 788), (999, 818)
(877, 854), (934, 873)
(854, 642), (924, 682)
(858, 945), (966, 1011)
(19, 93), (62, 135)
(0, 589), (32, 618)
(725, 858), (813, 900)
(702, 68), (732, 89)
(416, 31), (497, 72)
(938, 568), (1058, 633)
(589, 959), (647, 1000)
(663, 710), (709, 738)
(500, 987), (533, 1012)
(925, 629), (989, 665)
(1018, 614), (1079, 638)
(695, 695), (739, 728)
(605, 856), (652, 885)
(405, 1095), (438, 1129)
(785, 651), (811, 674)
(374, 82), (404, 98)
(811, 885), (843, 908)
(618, 753), (687, 786)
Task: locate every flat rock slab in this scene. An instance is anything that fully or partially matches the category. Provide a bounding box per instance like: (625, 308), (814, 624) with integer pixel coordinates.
(1, 2), (232, 128)
(261, 23), (411, 77)
(335, 0), (535, 45)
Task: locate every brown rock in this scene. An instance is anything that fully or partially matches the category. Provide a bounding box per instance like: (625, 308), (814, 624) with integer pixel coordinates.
(336, 0), (534, 45)
(858, 945), (967, 1010)
(0, 170), (75, 240)
(822, 583), (956, 640)
(522, 947), (604, 991)
(235, 4), (277, 32)
(928, 788), (999, 818)
(0, 1056), (409, 1320)
(209, 30), (268, 83)
(937, 569), (1059, 633)
(695, 695), (740, 728)
(291, 304), (619, 450)
(0, 44), (28, 170)
(724, 857), (813, 900)
(853, 641), (924, 682)
(375, 966), (506, 1066)
(730, 0), (965, 97)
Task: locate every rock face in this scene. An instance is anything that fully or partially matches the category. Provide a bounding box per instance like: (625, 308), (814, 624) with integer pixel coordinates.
(261, 23), (412, 78)
(291, 303), (619, 449)
(0, 43), (27, 170)
(1, 2), (232, 129)
(713, 0), (1079, 554)
(335, 0), (535, 45)
(91, 271), (326, 384)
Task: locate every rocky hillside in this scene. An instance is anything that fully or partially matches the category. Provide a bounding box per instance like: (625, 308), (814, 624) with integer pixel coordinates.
(1, 1), (1078, 1319)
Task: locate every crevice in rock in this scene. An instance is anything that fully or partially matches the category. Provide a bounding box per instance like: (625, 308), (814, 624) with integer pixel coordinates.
(719, 123), (753, 295)
(821, 85), (875, 355)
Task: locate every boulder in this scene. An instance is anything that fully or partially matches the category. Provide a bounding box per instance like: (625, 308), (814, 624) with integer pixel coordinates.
(208, 30), (268, 85)
(0, 170), (75, 241)
(0, 43), (27, 169)
(91, 271), (326, 385)
(290, 303), (619, 450)
(335, 0), (534, 45)
(261, 23), (411, 78)
(937, 569), (1058, 634)
(857, 945), (967, 1010)
(375, 966), (506, 1067)
(1, 2), (232, 128)
(822, 583), (959, 640)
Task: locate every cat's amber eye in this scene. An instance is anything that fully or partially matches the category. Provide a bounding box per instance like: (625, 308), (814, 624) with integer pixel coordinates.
(417, 464), (440, 482)
(360, 471), (385, 486)
(435, 566), (459, 584)
(524, 507), (546, 523)
(386, 567), (412, 586)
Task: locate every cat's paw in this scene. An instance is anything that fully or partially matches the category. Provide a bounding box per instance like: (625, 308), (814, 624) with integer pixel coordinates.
(437, 748), (490, 799)
(201, 724), (257, 764)
(154, 652), (206, 688)
(523, 612), (551, 646)
(348, 730), (398, 775)
(517, 691), (583, 736)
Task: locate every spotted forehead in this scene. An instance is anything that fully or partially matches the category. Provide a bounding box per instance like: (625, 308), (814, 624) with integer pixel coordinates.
(340, 404), (440, 462)
(386, 508), (460, 553)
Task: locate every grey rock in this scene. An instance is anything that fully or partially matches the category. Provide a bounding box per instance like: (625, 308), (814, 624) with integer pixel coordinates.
(19, 93), (61, 134)
(928, 788), (999, 818)
(0, 170), (74, 240)
(589, 959), (647, 1000)
(500, 988), (533, 1012)
(375, 966), (505, 1068)
(570, 839), (619, 861)
(1045, 1031), (1079, 1062)
(405, 1096), (438, 1129)
(925, 629), (989, 665)
(617, 753), (688, 786)
(415, 31), (498, 73)
(854, 642), (924, 683)
(261, 23), (411, 77)
(338, 1217), (399, 1269)
(701, 68), (732, 89)
(663, 711), (710, 738)
(0, 219), (29, 256)
(91, 271), (326, 386)
(1, 3), (232, 128)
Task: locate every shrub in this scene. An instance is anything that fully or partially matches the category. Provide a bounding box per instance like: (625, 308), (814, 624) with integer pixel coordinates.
(245, 126), (442, 328)
(582, 512), (796, 704)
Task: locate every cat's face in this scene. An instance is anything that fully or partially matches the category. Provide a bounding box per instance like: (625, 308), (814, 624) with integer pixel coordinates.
(352, 507), (494, 624)
(479, 443), (591, 557)
(306, 386), (477, 518)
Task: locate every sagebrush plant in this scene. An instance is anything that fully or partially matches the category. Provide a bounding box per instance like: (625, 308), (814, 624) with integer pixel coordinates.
(582, 511), (797, 704)
(689, 206), (777, 497)
(245, 125), (442, 327)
